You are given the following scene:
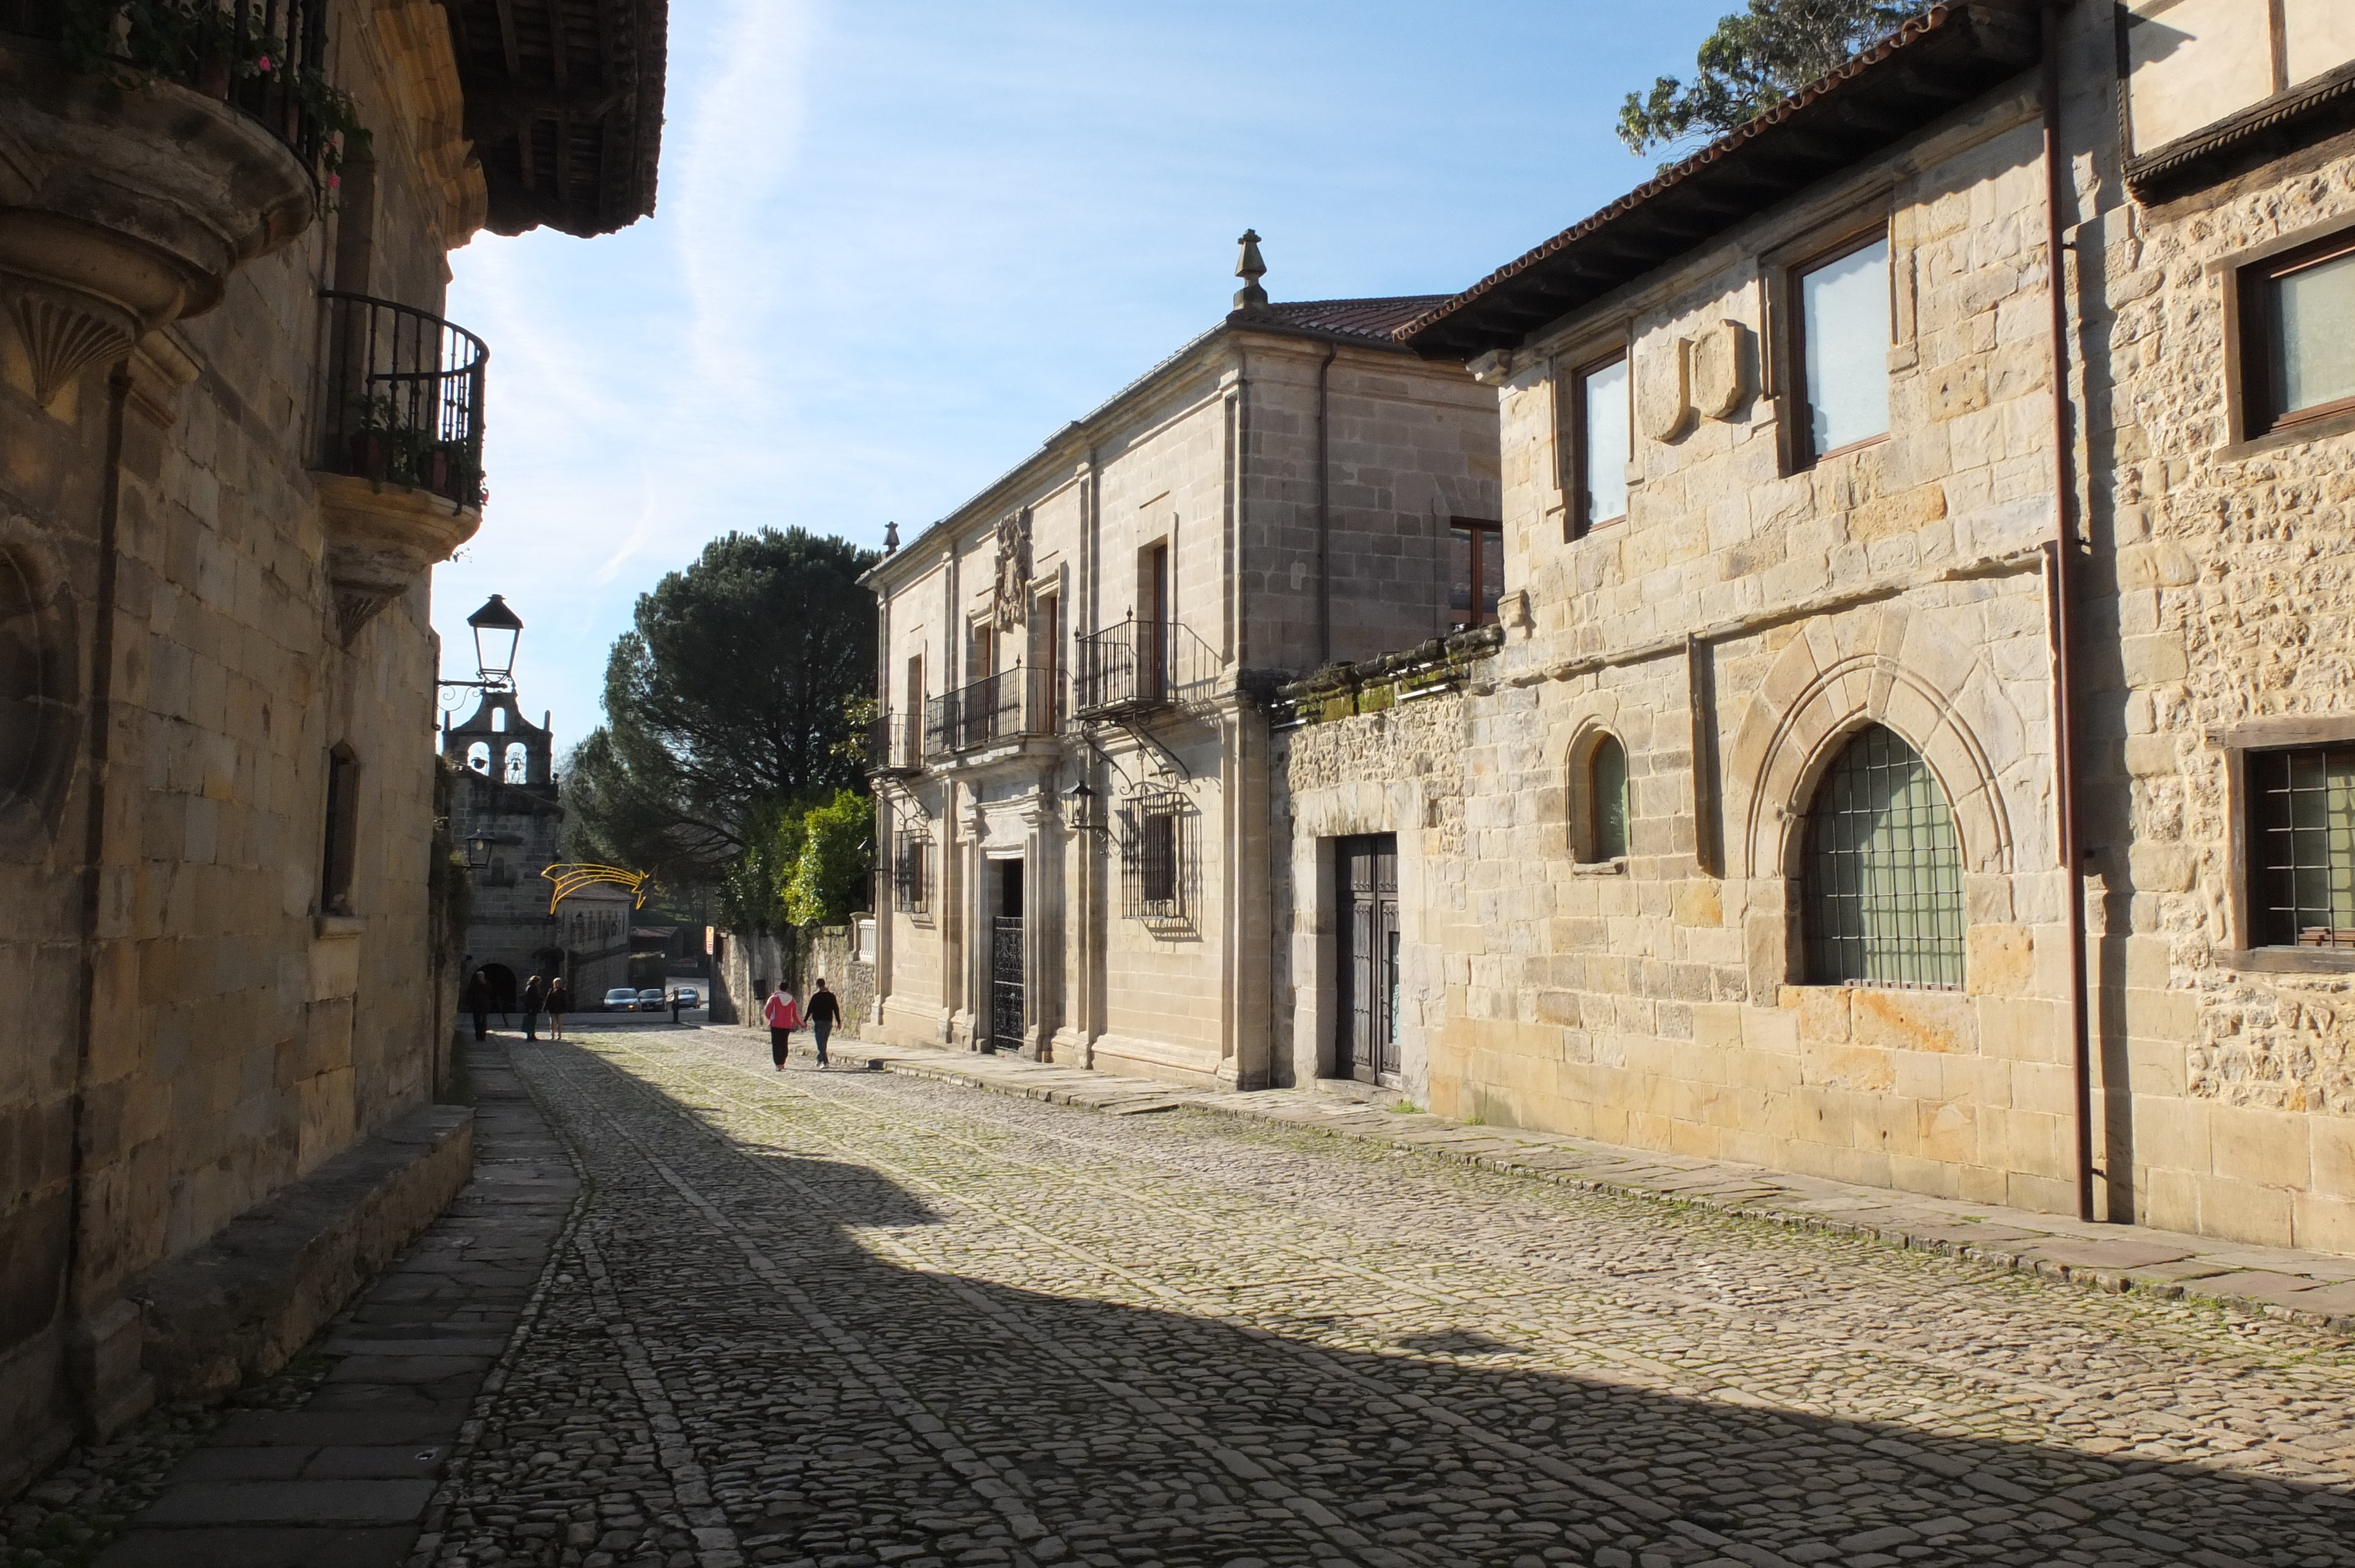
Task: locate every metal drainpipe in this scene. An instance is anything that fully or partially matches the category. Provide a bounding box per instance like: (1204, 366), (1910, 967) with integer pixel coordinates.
(65, 362), (133, 1325)
(1316, 343), (1338, 667)
(2040, 0), (2097, 1223)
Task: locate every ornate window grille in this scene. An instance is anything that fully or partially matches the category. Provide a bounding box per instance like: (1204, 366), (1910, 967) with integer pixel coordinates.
(2250, 746), (2355, 947)
(1802, 725), (1964, 988)
(1119, 786), (1189, 922)
(891, 829), (933, 917)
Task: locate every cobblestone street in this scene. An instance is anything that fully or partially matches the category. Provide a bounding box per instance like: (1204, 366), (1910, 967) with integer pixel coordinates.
(419, 1028), (2355, 1568)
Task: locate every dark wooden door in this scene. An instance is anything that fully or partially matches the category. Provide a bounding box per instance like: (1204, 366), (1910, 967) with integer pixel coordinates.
(1336, 835), (1399, 1082)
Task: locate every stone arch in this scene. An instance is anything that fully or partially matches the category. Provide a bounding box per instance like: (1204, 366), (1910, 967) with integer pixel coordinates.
(1727, 608), (2020, 882)
(1563, 715), (1629, 864)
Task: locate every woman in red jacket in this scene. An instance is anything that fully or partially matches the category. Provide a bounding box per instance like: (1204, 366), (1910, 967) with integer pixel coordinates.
(761, 986), (801, 1069)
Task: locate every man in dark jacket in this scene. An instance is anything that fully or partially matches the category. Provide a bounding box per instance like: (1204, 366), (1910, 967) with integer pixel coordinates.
(804, 979), (843, 1068)
(522, 972), (548, 1041)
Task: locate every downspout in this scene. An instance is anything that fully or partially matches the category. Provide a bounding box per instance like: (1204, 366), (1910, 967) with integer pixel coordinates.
(2039, 0), (2096, 1223)
(1316, 343), (1338, 667)
(66, 362), (133, 1326)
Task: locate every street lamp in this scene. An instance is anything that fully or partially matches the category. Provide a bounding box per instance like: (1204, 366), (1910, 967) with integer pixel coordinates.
(466, 594), (523, 687)
(1063, 778), (1106, 833)
(465, 832), (495, 871)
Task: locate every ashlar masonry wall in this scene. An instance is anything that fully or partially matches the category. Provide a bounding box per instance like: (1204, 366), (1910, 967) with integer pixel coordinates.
(1326, 88), (2088, 1215)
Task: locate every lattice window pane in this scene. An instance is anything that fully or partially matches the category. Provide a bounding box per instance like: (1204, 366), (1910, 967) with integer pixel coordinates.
(892, 830), (931, 916)
(2253, 745), (2355, 946)
(1803, 725), (1965, 989)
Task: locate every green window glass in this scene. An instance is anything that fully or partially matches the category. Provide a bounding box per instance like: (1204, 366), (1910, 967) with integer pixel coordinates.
(1590, 735), (1629, 861)
(1803, 725), (1963, 988)
(2251, 746), (2355, 946)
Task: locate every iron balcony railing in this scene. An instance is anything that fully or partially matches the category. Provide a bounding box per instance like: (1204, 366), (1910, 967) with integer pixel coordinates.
(920, 669), (1057, 759)
(317, 291), (489, 508)
(4, 0), (331, 171)
(1073, 616), (1219, 719)
(864, 712), (922, 776)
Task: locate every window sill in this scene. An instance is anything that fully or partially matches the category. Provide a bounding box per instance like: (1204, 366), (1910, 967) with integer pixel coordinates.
(2215, 404), (2355, 463)
(2221, 946), (2355, 974)
(314, 914), (366, 940)
(1570, 859), (1626, 877)
(1797, 431), (1890, 471)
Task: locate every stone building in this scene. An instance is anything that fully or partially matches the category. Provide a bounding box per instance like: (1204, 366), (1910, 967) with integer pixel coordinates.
(442, 683), (563, 1008)
(0, 0), (664, 1483)
(1268, 0), (2355, 1253)
(861, 241), (1499, 1085)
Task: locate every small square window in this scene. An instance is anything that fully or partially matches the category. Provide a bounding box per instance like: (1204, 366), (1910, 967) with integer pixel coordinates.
(2248, 745), (2355, 947)
(1791, 231), (1892, 465)
(1568, 351), (1629, 537)
(2241, 231), (2355, 439)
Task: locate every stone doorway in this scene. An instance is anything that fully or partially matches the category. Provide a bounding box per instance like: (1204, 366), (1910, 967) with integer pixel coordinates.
(989, 858), (1024, 1054)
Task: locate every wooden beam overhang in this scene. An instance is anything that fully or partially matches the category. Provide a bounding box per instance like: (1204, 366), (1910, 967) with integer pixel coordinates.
(1398, 0), (2039, 361)
(439, 0), (667, 237)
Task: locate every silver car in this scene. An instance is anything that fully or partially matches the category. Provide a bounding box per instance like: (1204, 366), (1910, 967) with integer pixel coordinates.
(602, 986), (638, 1012)
(636, 988), (665, 1011)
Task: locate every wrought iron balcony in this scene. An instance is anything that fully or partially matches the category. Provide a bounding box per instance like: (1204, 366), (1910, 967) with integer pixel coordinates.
(317, 291), (489, 509)
(2, 0), (333, 170)
(919, 670), (1057, 759)
(864, 711), (923, 778)
(1073, 617), (1219, 720)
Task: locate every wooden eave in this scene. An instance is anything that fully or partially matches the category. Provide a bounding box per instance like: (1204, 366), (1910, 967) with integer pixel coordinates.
(437, 0), (666, 237)
(1396, 0), (2039, 360)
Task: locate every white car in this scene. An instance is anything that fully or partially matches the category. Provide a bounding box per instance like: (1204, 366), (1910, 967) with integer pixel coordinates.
(602, 986), (639, 1012)
(671, 988), (701, 1009)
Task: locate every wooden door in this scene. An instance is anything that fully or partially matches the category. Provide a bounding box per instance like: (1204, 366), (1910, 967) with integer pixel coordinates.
(1336, 835), (1399, 1082)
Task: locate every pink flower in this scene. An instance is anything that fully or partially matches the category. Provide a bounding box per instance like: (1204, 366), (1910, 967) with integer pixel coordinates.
(327, 173), (341, 188)
(254, 54), (272, 71)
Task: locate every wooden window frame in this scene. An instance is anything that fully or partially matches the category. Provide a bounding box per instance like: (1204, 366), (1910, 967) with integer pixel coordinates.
(1567, 348), (1630, 540)
(1783, 223), (1895, 471)
(2237, 225), (2355, 440)
(1448, 517), (1504, 630)
(320, 743), (360, 916)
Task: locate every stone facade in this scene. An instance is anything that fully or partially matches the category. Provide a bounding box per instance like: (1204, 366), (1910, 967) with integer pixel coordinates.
(443, 687), (566, 1006)
(863, 283), (1499, 1088)
(0, 0), (662, 1483)
(1263, 0), (2355, 1254)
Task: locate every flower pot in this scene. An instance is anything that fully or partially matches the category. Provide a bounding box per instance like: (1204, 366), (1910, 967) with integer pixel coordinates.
(420, 447), (451, 496)
(347, 429), (390, 479)
(195, 54), (232, 99)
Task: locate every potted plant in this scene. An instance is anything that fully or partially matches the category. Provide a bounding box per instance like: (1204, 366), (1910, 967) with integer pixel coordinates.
(346, 394), (399, 480)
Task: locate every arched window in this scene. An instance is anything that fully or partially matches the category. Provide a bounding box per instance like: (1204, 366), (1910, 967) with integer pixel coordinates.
(503, 742), (529, 783)
(1590, 735), (1629, 861)
(1803, 725), (1964, 988)
(466, 741), (490, 773)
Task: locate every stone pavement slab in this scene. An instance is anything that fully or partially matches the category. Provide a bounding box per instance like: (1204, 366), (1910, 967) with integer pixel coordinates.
(830, 1031), (2355, 1336)
(93, 1042), (577, 1568)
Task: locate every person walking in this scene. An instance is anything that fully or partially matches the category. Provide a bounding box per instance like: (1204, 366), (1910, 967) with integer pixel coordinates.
(463, 969), (492, 1043)
(669, 986), (682, 1026)
(545, 976), (569, 1041)
(761, 986), (801, 1070)
(522, 972), (548, 1041)
(804, 978), (842, 1068)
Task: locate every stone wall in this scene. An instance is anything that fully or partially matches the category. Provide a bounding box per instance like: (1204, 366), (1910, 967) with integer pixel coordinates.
(2082, 124), (2355, 1250)
(0, 0), (492, 1477)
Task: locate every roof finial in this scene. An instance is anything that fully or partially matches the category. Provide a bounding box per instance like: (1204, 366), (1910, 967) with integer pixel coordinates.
(1233, 228), (1270, 314)
(883, 521), (900, 555)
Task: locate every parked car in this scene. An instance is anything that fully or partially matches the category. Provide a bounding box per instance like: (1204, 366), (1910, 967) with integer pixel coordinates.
(671, 988), (700, 1009)
(602, 986), (639, 1012)
(636, 988), (665, 1011)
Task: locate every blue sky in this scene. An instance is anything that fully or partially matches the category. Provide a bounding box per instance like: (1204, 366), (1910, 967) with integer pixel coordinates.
(434, 0), (1732, 746)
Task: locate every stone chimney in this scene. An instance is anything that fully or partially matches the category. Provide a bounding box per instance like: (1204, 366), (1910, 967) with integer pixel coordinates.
(1232, 229), (1271, 315)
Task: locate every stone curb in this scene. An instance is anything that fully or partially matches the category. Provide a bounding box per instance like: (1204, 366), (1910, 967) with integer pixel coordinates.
(846, 1042), (2355, 1340)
